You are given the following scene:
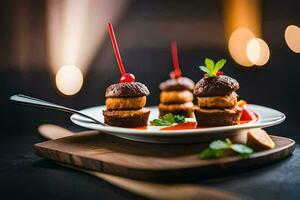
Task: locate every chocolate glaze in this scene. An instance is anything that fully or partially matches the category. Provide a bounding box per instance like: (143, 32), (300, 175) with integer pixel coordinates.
(193, 75), (239, 97)
(105, 82), (150, 98)
(159, 77), (195, 91)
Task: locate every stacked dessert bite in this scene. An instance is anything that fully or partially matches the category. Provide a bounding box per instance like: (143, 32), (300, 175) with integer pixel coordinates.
(103, 82), (150, 127)
(193, 58), (242, 126)
(159, 77), (195, 117)
(103, 23), (151, 127)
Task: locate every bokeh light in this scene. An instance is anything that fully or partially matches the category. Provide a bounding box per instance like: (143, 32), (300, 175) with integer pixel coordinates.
(47, 0), (128, 74)
(55, 65), (83, 96)
(228, 28), (255, 67)
(285, 25), (300, 53)
(246, 38), (270, 66)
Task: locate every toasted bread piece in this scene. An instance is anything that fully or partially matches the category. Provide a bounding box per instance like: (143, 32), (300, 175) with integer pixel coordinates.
(106, 96), (146, 110)
(194, 106), (242, 126)
(247, 128), (275, 150)
(197, 92), (237, 109)
(103, 108), (150, 127)
(160, 90), (193, 104)
(158, 102), (194, 118)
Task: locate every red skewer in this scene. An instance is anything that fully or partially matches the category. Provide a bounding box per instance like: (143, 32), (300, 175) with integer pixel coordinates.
(107, 23), (125, 75)
(171, 41), (182, 79)
(107, 23), (135, 82)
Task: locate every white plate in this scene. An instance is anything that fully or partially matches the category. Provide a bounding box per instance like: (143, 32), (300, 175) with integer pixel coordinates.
(70, 104), (285, 143)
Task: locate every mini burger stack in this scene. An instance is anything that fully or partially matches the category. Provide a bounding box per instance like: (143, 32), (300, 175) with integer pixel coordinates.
(159, 77), (195, 117)
(103, 82), (150, 127)
(104, 23), (151, 127)
(158, 41), (195, 118)
(193, 58), (242, 126)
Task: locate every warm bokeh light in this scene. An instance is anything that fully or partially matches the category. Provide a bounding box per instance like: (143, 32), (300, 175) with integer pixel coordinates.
(285, 25), (300, 53)
(223, 0), (261, 41)
(55, 65), (83, 95)
(223, 0), (262, 67)
(228, 28), (255, 67)
(47, 0), (128, 73)
(246, 38), (270, 66)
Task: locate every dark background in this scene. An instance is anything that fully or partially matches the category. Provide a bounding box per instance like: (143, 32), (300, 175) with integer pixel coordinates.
(1, 0), (299, 139)
(1, 0), (300, 199)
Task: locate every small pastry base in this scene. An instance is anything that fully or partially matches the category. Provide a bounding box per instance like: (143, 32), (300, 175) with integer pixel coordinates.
(194, 106), (242, 126)
(103, 108), (150, 127)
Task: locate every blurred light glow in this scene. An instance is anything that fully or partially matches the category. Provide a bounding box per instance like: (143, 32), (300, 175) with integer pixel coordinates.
(285, 25), (300, 53)
(55, 65), (83, 95)
(223, 0), (261, 41)
(228, 28), (255, 67)
(47, 0), (128, 74)
(246, 38), (270, 66)
(223, 0), (262, 67)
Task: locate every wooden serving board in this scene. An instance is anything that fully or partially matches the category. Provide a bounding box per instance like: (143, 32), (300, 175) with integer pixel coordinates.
(34, 131), (295, 182)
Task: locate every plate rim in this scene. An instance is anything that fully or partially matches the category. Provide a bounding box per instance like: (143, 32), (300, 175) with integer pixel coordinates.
(70, 104), (286, 136)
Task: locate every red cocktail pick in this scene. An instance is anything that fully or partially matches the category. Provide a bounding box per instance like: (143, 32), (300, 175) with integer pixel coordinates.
(107, 23), (135, 83)
(217, 71), (224, 76)
(169, 41), (182, 79)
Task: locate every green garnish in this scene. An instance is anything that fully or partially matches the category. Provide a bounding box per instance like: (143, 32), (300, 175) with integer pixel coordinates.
(199, 58), (226, 77)
(150, 113), (185, 126)
(173, 115), (185, 123)
(199, 138), (253, 159)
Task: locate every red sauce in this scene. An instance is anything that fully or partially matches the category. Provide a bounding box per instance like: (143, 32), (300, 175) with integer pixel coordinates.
(160, 122), (197, 131)
(160, 111), (258, 131)
(240, 111), (259, 124)
(131, 104), (259, 131)
(239, 120), (252, 124)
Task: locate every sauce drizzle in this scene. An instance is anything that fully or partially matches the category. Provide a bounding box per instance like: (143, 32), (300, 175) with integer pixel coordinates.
(160, 122), (197, 131)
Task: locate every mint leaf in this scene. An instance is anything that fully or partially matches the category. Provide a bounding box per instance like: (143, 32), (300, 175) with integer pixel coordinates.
(199, 66), (209, 74)
(150, 113), (185, 126)
(240, 153), (250, 159)
(174, 115), (185, 123)
(161, 113), (174, 124)
(205, 58), (214, 72)
(225, 138), (232, 146)
(209, 140), (230, 150)
(199, 58), (227, 77)
(199, 148), (223, 159)
(214, 59), (226, 73)
(231, 144), (253, 154)
(199, 138), (254, 160)
(150, 118), (172, 126)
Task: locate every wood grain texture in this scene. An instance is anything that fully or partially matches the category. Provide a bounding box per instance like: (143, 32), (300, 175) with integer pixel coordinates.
(34, 131), (295, 182)
(37, 125), (245, 200)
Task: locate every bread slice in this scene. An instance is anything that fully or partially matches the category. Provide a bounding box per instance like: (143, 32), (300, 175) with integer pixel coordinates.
(103, 108), (150, 127)
(194, 106), (242, 126)
(247, 128), (275, 150)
